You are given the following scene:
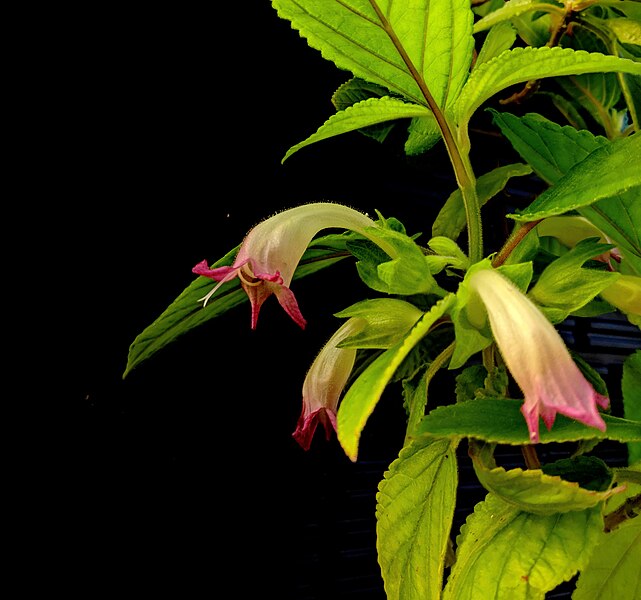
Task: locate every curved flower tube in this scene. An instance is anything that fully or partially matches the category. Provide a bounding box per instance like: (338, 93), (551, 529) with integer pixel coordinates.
(293, 317), (366, 450)
(192, 202), (394, 329)
(468, 268), (609, 443)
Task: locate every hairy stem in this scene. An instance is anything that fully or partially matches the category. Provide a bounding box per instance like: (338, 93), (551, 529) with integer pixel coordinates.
(492, 220), (543, 267)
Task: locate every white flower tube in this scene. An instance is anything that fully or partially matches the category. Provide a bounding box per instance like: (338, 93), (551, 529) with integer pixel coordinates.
(468, 268), (609, 443)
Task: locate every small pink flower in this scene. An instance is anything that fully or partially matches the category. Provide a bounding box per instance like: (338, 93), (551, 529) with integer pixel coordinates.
(468, 268), (609, 443)
(293, 318), (366, 450)
(193, 203), (385, 329)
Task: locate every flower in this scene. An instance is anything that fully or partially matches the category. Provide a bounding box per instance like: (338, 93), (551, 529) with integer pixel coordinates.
(192, 202), (388, 329)
(468, 268), (609, 443)
(293, 317), (366, 450)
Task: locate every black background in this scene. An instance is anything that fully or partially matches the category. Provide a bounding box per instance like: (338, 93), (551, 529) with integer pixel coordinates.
(28, 3), (602, 598)
(39, 4), (441, 597)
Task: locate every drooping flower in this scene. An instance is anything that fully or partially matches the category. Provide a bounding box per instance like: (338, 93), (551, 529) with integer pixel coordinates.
(192, 202), (392, 329)
(293, 317), (366, 450)
(468, 268), (609, 443)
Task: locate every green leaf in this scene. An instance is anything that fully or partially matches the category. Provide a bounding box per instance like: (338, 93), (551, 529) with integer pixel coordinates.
(282, 97), (432, 162)
(623, 350), (641, 464)
(331, 78), (401, 143)
(333, 298), (425, 349)
(528, 238), (620, 319)
(454, 46), (641, 126)
(443, 494), (603, 599)
(578, 190), (641, 276)
(489, 110), (608, 185)
(488, 112), (641, 274)
(376, 437), (459, 600)
(272, 0), (475, 120)
(432, 162), (533, 240)
(572, 518), (641, 600)
(123, 237), (351, 377)
(337, 295), (456, 461)
(470, 443), (621, 514)
(508, 133), (641, 221)
(414, 398), (641, 445)
(474, 20), (517, 69)
(615, 40), (641, 133)
(472, 0), (560, 34)
(349, 227), (440, 295)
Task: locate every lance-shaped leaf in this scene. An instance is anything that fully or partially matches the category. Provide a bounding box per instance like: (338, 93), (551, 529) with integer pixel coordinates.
(337, 294), (456, 461)
(489, 109), (608, 185)
(272, 0), (474, 109)
(282, 97), (433, 162)
(376, 437), (458, 600)
(573, 519), (641, 600)
(123, 236), (352, 377)
(454, 46), (641, 128)
(507, 132), (641, 222)
(414, 398), (641, 445)
(443, 494), (603, 599)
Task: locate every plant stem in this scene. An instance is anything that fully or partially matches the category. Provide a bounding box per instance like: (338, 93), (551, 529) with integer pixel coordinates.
(372, 3), (483, 263)
(521, 444), (541, 469)
(603, 493), (641, 533)
(492, 220), (543, 267)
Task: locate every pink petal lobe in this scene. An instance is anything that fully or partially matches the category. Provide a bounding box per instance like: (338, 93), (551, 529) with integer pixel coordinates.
(274, 285), (307, 330)
(292, 408), (337, 451)
(192, 260), (238, 282)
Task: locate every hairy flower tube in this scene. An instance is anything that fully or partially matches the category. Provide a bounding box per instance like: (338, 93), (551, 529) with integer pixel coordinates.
(468, 268), (609, 443)
(192, 202), (393, 329)
(293, 317), (367, 450)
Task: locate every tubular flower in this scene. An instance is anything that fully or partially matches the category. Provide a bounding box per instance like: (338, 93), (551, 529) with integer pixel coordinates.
(293, 318), (366, 450)
(468, 268), (609, 443)
(192, 203), (390, 330)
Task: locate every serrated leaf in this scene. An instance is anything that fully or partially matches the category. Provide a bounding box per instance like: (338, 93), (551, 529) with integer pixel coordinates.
(272, 0), (475, 120)
(432, 162), (533, 240)
(376, 437), (459, 600)
(443, 494), (603, 599)
(623, 350), (641, 464)
(332, 78), (400, 142)
(414, 398), (641, 445)
(337, 295), (456, 461)
(454, 46), (641, 126)
(573, 519), (641, 600)
(489, 110), (608, 185)
(282, 97), (432, 162)
(470, 443), (621, 514)
(507, 133), (641, 221)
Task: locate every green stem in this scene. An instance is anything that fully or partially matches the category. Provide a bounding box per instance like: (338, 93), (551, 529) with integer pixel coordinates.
(371, 2), (483, 263)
